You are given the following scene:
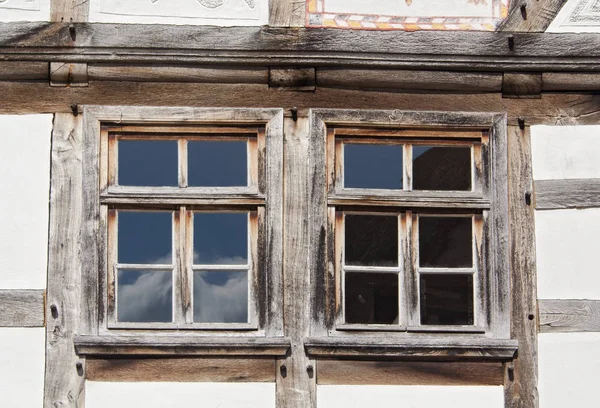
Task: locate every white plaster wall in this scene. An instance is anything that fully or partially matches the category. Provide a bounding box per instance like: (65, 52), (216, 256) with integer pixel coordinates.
(317, 385), (504, 408)
(535, 208), (600, 299)
(0, 0), (50, 22)
(0, 115), (52, 289)
(86, 382), (276, 408)
(0, 328), (45, 408)
(531, 125), (600, 180)
(539, 332), (600, 408)
(89, 0), (268, 26)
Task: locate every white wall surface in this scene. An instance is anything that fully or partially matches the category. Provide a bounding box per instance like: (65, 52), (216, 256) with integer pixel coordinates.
(317, 385), (503, 408)
(547, 0), (600, 33)
(0, 114), (52, 289)
(535, 208), (600, 299)
(0, 328), (45, 408)
(86, 382), (276, 408)
(89, 0), (268, 26)
(0, 0), (50, 22)
(531, 125), (600, 180)
(539, 332), (600, 408)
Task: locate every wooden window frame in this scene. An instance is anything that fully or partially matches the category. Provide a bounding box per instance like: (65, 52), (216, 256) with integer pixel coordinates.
(307, 109), (517, 360)
(75, 106), (288, 357)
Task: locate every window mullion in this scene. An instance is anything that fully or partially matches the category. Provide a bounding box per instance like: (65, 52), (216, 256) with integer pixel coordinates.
(405, 210), (419, 328)
(178, 138), (188, 188)
(404, 143), (412, 191)
(173, 207), (187, 325)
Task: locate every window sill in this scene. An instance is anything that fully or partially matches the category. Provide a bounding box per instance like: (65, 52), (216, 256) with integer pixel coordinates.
(74, 335), (291, 357)
(305, 336), (517, 361)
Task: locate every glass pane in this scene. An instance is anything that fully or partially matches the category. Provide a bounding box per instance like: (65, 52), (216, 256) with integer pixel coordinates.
(419, 216), (472, 268)
(193, 212), (248, 265)
(413, 146), (471, 191)
(344, 143), (403, 189)
(193, 271), (248, 323)
(420, 273), (473, 325)
(345, 272), (399, 324)
(188, 140), (247, 187)
(117, 270), (173, 323)
(118, 140), (178, 187)
(118, 211), (172, 264)
(345, 214), (398, 267)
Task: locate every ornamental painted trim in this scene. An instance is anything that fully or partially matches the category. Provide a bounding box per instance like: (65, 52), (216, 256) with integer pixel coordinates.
(306, 0), (511, 31)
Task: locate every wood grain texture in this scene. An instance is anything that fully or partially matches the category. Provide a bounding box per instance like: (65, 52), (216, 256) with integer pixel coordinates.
(534, 179), (600, 210)
(498, 0), (567, 32)
(51, 0), (89, 22)
(543, 73), (600, 91)
(50, 62), (88, 87)
(502, 73), (542, 98)
(317, 360), (504, 386)
(505, 125), (539, 408)
(0, 290), (44, 327)
(269, 67), (316, 91)
(269, 0), (305, 27)
(0, 61), (48, 80)
(86, 357), (276, 382)
(45, 113), (86, 408)
(539, 299), (600, 333)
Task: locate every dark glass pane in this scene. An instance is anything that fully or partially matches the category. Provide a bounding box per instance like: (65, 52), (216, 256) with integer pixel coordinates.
(118, 140), (178, 186)
(419, 217), (472, 268)
(344, 143), (403, 189)
(117, 270), (172, 323)
(345, 214), (398, 267)
(420, 274), (473, 325)
(118, 211), (172, 264)
(193, 271), (248, 323)
(188, 140), (247, 187)
(345, 272), (399, 324)
(413, 146), (471, 191)
(193, 212), (248, 265)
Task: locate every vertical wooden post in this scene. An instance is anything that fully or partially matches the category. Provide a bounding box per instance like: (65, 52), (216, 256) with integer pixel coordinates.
(45, 113), (85, 407)
(50, 0), (89, 22)
(504, 125), (539, 408)
(269, 0), (306, 27)
(277, 115), (316, 408)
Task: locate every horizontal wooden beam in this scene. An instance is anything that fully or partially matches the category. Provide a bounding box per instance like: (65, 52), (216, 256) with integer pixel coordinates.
(0, 289), (45, 327)
(534, 179), (600, 210)
(539, 299), (600, 333)
(317, 360), (504, 385)
(1, 24), (600, 72)
(86, 357), (276, 382)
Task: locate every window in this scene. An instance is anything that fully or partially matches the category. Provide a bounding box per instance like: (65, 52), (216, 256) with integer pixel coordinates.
(307, 110), (516, 359)
(77, 107), (286, 354)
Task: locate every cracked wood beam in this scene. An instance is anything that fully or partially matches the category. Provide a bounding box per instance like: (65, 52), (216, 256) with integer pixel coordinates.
(498, 0), (568, 32)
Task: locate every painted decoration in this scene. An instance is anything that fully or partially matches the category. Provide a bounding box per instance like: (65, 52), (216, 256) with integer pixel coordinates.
(547, 0), (600, 33)
(0, 0), (39, 11)
(307, 0), (511, 30)
(94, 0), (259, 20)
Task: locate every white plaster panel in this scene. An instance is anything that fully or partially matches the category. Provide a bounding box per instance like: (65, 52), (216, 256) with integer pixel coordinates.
(535, 208), (600, 299)
(547, 0), (600, 33)
(89, 0), (267, 26)
(324, 0), (495, 18)
(0, 0), (50, 22)
(539, 333), (600, 408)
(0, 328), (45, 408)
(0, 115), (52, 289)
(531, 125), (600, 180)
(86, 382), (276, 408)
(317, 385), (503, 408)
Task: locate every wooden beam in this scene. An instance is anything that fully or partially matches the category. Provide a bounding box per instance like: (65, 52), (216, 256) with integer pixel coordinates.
(0, 289), (44, 327)
(317, 360), (504, 386)
(535, 179), (600, 210)
(50, 62), (88, 87)
(504, 125), (539, 408)
(543, 73), (600, 91)
(86, 357), (276, 382)
(498, 0), (568, 32)
(269, 67), (316, 91)
(45, 113), (85, 408)
(269, 0), (305, 27)
(502, 72), (542, 98)
(50, 0), (89, 22)
(0, 61), (48, 81)
(539, 299), (600, 333)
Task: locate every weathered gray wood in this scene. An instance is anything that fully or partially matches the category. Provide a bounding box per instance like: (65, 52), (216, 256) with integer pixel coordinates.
(305, 337), (518, 360)
(535, 178), (600, 210)
(504, 125), (539, 408)
(45, 113), (85, 408)
(502, 72), (542, 98)
(318, 69), (503, 93)
(539, 299), (600, 333)
(51, 0), (89, 22)
(269, 0), (305, 27)
(1, 24), (600, 71)
(317, 360), (504, 385)
(269, 67), (316, 91)
(498, 0), (567, 32)
(543, 73), (600, 91)
(74, 335), (290, 356)
(86, 357), (276, 382)
(277, 116), (316, 408)
(50, 62), (88, 87)
(0, 290), (44, 327)
(0, 61), (48, 80)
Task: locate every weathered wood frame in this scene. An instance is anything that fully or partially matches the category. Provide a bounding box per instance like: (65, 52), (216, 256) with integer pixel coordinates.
(78, 106), (286, 355)
(309, 109), (514, 359)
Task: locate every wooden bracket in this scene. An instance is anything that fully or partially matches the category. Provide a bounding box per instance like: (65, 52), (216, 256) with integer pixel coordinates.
(269, 67), (316, 91)
(502, 72), (542, 99)
(50, 62), (88, 87)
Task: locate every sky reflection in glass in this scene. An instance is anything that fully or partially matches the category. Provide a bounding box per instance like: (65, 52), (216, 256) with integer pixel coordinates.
(118, 140), (178, 187)
(193, 271), (248, 323)
(194, 212), (248, 265)
(117, 269), (173, 323)
(118, 211), (172, 264)
(344, 143), (403, 189)
(188, 140), (247, 187)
